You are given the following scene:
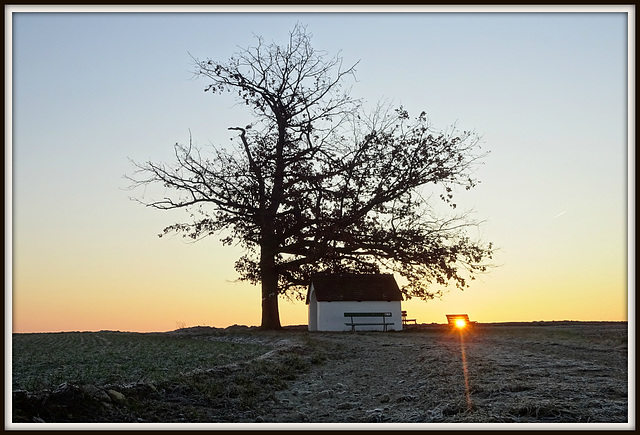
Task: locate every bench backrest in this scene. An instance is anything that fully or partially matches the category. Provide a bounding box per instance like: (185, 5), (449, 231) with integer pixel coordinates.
(344, 312), (392, 317)
(446, 314), (471, 324)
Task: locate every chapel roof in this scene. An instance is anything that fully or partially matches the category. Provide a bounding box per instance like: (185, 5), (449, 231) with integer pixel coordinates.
(307, 273), (403, 304)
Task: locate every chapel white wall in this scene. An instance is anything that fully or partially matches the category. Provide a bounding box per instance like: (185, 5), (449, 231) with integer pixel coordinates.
(315, 300), (402, 332)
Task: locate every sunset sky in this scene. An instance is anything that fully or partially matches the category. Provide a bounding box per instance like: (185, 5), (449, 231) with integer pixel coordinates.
(8, 6), (632, 333)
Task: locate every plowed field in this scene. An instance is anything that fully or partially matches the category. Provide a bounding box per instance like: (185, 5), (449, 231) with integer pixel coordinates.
(11, 322), (629, 425)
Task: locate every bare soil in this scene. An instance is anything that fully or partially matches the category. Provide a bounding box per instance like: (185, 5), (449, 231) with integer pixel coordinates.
(253, 322), (628, 423)
(12, 322), (628, 424)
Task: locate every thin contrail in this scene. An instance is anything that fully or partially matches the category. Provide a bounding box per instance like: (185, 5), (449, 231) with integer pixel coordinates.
(553, 211), (566, 219)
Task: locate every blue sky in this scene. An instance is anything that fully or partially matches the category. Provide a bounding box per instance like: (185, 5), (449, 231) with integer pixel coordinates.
(9, 8), (631, 332)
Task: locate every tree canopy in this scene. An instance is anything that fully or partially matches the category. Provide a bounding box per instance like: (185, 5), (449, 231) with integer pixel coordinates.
(128, 24), (493, 329)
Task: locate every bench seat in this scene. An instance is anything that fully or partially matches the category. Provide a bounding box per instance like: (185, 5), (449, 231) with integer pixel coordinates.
(344, 312), (394, 332)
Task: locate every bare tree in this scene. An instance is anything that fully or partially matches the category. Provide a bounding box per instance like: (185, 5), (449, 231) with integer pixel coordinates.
(128, 24), (493, 330)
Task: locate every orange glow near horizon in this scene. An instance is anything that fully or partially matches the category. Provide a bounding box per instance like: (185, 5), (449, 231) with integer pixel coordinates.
(10, 231), (628, 334)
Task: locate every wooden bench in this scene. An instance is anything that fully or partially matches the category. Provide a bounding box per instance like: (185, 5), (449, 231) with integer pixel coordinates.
(402, 310), (417, 325)
(344, 312), (394, 332)
(446, 314), (476, 328)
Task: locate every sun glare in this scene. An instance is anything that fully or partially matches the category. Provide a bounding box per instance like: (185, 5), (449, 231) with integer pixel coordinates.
(455, 319), (467, 329)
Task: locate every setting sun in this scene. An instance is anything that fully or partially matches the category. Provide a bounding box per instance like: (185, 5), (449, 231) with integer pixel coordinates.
(455, 319), (467, 329)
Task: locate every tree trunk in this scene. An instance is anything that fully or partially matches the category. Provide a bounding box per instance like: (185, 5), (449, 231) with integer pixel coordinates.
(260, 275), (282, 330)
(259, 244), (282, 330)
